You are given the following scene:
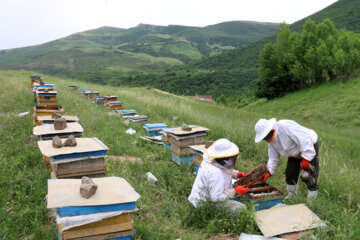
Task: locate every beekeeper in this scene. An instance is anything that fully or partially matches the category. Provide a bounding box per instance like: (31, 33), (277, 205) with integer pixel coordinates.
(254, 118), (319, 202)
(188, 138), (249, 212)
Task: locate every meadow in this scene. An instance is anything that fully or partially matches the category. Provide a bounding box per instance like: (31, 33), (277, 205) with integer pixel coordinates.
(0, 70), (359, 239)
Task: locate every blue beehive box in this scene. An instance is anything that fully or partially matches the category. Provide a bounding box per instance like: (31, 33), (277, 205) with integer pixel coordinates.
(171, 152), (195, 165)
(235, 182), (285, 211)
(118, 109), (137, 118)
(143, 123), (168, 137)
(47, 177), (140, 240)
(94, 96), (105, 104)
(129, 115), (149, 125)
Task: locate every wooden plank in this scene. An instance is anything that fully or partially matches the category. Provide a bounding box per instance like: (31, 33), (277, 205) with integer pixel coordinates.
(60, 214), (134, 240)
(168, 135), (205, 147)
(170, 145), (193, 156)
(54, 158), (105, 170)
(247, 186), (274, 193)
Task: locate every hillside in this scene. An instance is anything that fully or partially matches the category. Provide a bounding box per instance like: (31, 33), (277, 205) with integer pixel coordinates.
(0, 21), (278, 84)
(1, 70), (359, 239)
(130, 0), (360, 97)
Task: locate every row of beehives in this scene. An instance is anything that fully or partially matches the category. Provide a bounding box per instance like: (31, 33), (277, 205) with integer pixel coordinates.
(29, 75), (139, 240)
(68, 85), (150, 124)
(68, 85), (212, 172)
(66, 81), (288, 213)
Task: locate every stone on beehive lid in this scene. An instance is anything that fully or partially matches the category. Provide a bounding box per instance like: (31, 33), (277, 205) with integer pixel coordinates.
(52, 136), (63, 148)
(63, 135), (77, 147)
(181, 123), (192, 131)
(51, 112), (62, 119)
(80, 177), (98, 199)
(54, 117), (67, 130)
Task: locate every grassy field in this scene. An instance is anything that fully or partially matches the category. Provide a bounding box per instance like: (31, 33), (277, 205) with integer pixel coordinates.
(0, 70), (359, 239)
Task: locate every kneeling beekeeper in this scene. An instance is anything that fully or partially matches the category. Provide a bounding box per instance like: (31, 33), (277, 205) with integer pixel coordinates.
(254, 118), (319, 202)
(188, 139), (249, 212)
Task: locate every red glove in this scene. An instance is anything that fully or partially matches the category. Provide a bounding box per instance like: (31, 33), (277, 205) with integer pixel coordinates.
(234, 185), (248, 195)
(237, 172), (247, 178)
(301, 158), (310, 170)
(262, 172), (271, 182)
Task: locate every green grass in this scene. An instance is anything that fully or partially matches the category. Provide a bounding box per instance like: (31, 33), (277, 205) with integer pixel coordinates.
(245, 78), (360, 139)
(0, 70), (359, 239)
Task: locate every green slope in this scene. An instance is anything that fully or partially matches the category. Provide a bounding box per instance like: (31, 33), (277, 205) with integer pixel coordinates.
(134, 0), (360, 97)
(0, 70), (359, 239)
(0, 21), (279, 83)
(245, 78), (360, 139)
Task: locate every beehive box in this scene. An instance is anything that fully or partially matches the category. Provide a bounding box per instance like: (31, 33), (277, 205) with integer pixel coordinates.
(104, 95), (118, 103)
(242, 182), (285, 211)
(86, 91), (100, 99)
(58, 215), (134, 240)
(79, 89), (91, 96)
(105, 101), (123, 110)
(171, 152), (195, 165)
(36, 91), (57, 106)
(119, 109), (137, 118)
(94, 96), (105, 105)
(129, 115), (149, 124)
(33, 105), (64, 126)
(51, 157), (106, 179)
(38, 137), (107, 167)
(47, 177), (140, 240)
(33, 122), (83, 140)
(143, 123), (168, 137)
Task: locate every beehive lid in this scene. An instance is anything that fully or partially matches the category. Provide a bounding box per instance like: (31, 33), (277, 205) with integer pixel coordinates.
(37, 115), (79, 122)
(189, 144), (206, 154)
(165, 125), (209, 136)
(33, 122), (83, 136)
(37, 137), (108, 157)
(47, 177), (140, 208)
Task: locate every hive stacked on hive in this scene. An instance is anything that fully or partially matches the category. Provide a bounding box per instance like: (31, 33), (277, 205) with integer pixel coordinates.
(165, 125), (209, 165)
(30, 74), (44, 88)
(28, 75), (142, 239)
(47, 177), (139, 240)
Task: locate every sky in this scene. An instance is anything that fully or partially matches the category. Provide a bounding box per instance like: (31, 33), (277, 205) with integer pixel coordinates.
(0, 0), (338, 50)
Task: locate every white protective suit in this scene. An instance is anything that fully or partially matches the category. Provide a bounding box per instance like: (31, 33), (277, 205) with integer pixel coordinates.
(267, 120), (318, 175)
(188, 154), (246, 211)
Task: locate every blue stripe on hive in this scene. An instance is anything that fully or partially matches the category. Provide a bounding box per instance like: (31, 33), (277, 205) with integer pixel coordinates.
(52, 150), (107, 160)
(57, 202), (136, 217)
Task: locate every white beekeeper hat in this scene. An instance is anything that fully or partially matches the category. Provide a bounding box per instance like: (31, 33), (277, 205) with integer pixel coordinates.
(254, 118), (276, 143)
(206, 138), (239, 159)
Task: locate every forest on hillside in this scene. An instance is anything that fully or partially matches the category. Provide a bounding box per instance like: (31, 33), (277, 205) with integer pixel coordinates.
(257, 19), (360, 99)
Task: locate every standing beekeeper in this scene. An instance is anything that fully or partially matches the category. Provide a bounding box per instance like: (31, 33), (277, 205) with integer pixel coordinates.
(254, 118), (319, 202)
(188, 139), (249, 212)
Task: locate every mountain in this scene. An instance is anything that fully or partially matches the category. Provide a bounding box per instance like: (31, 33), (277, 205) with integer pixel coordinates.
(127, 0), (360, 98)
(0, 21), (279, 84)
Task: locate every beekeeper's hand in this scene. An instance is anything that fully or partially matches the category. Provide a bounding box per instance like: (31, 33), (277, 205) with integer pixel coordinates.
(262, 171), (271, 182)
(232, 170), (247, 179)
(300, 158), (310, 170)
(234, 185), (248, 195)
(237, 172), (247, 178)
